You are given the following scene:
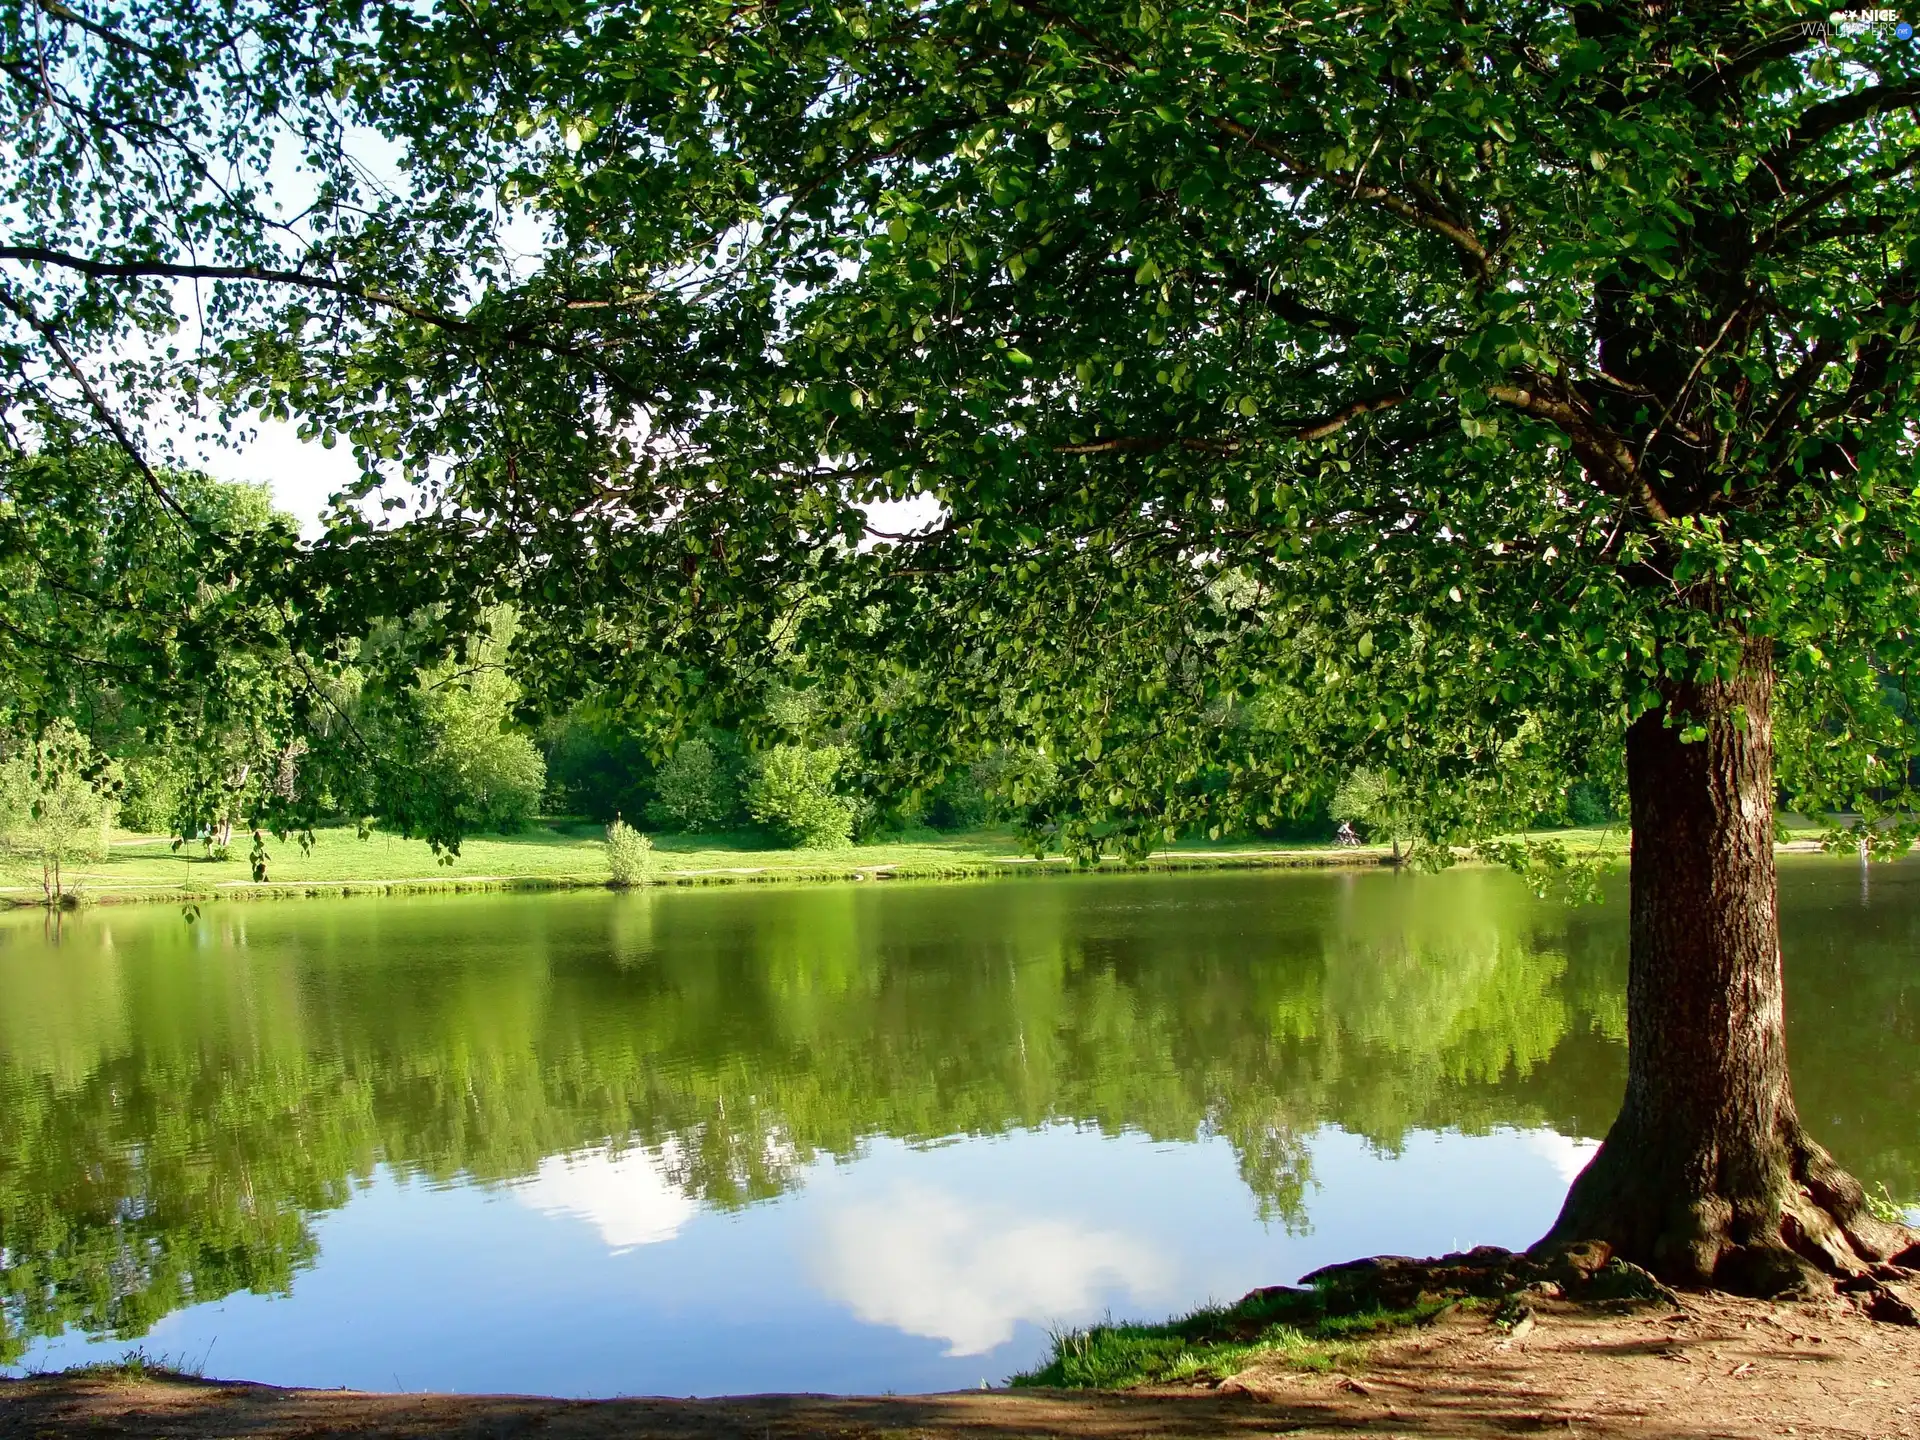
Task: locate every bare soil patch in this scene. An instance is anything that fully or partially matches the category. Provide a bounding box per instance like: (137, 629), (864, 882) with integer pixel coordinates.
(3, 1292), (1914, 1439)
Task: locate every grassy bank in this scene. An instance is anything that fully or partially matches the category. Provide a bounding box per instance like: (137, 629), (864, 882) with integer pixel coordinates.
(0, 821), (1392, 906)
(1011, 1286), (1453, 1388)
(2, 818), (1835, 908)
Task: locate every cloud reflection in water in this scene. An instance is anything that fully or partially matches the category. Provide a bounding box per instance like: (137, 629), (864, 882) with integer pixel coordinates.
(512, 1146), (697, 1252)
(810, 1181), (1170, 1355)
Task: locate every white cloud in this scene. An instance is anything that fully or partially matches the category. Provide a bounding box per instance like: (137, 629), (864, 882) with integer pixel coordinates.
(512, 1145), (696, 1252)
(810, 1183), (1169, 1356)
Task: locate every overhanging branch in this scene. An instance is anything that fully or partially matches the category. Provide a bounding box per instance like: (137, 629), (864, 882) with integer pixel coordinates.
(0, 245), (478, 332)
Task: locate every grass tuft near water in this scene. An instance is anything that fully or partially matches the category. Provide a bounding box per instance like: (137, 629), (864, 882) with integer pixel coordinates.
(1010, 1286), (1453, 1389)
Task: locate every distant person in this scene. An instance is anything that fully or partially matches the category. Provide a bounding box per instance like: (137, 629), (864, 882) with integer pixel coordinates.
(1335, 820), (1360, 847)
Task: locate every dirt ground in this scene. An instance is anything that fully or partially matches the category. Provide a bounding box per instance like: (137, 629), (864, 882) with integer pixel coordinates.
(3, 1292), (1915, 1439)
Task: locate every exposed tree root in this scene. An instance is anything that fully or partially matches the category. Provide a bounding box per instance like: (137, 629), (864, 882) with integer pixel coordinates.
(1540, 1114), (1919, 1322)
(1300, 1227), (1920, 1329)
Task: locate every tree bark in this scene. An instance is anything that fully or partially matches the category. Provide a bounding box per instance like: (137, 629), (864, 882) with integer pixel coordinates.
(1543, 635), (1915, 1294)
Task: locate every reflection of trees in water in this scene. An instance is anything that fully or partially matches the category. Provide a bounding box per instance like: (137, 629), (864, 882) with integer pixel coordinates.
(1778, 863), (1920, 1199)
(0, 864), (1909, 1360)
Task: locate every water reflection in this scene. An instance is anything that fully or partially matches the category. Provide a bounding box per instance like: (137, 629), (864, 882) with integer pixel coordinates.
(512, 1146), (697, 1251)
(810, 1175), (1169, 1356)
(0, 861), (1913, 1390)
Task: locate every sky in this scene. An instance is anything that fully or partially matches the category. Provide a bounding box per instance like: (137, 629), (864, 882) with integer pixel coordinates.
(195, 418), (364, 538)
(187, 418), (944, 542)
(94, 100), (951, 541)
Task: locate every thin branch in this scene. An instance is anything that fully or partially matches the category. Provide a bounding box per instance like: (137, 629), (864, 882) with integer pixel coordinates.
(1757, 337), (1842, 454)
(0, 245), (480, 332)
(34, 0), (162, 61)
(1053, 390), (1407, 456)
(0, 284), (198, 528)
(1295, 390), (1409, 441)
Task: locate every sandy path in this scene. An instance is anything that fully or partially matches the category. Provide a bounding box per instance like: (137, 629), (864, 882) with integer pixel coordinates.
(4, 1293), (1914, 1439)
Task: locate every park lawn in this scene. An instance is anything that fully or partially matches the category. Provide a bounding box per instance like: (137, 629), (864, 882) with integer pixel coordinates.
(0, 816), (1831, 904)
(8, 823), (1351, 901)
(41, 824), (1017, 891)
(1506, 818), (1828, 859)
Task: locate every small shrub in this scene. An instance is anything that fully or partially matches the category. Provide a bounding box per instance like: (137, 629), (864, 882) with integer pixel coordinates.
(646, 738), (738, 832)
(0, 720), (117, 904)
(604, 819), (655, 886)
(1865, 1182), (1916, 1226)
(1566, 780), (1614, 827)
(745, 744), (854, 849)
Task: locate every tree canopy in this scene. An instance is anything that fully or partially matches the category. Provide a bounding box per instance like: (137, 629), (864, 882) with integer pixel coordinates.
(5, 0), (1915, 854)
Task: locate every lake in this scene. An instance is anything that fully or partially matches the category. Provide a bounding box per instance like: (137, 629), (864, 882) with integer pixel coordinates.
(1, 860), (1914, 1395)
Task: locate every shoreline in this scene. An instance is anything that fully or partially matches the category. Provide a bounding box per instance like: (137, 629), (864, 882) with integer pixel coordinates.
(0, 843), (1396, 909)
(4, 1288), (1913, 1439)
(0, 835), (1848, 912)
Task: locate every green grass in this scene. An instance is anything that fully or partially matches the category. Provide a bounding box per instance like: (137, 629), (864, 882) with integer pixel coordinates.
(0, 813), (1840, 907)
(28, 1346), (206, 1383)
(1010, 1287), (1453, 1390)
(0, 821), (1370, 904)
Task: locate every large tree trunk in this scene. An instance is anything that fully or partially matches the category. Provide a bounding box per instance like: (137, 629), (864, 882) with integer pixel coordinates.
(1544, 635), (1915, 1295)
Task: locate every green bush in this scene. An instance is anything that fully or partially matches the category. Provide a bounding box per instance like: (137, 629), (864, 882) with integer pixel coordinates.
(646, 737), (738, 832)
(415, 664), (547, 833)
(745, 744), (854, 848)
(604, 819), (655, 886)
(1566, 780), (1614, 827)
(926, 768), (989, 830)
(116, 755), (185, 834)
(0, 720), (117, 903)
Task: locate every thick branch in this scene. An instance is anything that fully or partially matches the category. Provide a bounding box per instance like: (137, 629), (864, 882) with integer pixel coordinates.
(1770, 81), (1920, 169)
(1486, 382), (1670, 522)
(1685, 29), (1819, 108)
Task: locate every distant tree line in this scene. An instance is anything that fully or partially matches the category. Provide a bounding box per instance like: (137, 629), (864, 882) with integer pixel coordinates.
(2, 444), (1618, 881)
(0, 446), (548, 884)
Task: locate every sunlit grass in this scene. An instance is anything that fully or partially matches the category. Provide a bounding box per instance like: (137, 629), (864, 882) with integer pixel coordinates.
(1011, 1287), (1452, 1389)
(6, 814), (1830, 903)
(13, 821), (1357, 899)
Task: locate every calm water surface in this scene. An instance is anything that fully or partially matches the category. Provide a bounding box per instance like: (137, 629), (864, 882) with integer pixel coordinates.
(1, 861), (1915, 1395)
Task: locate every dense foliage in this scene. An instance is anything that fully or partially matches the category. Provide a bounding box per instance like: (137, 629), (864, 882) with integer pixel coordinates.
(6, 0), (1912, 859)
(3, 0), (1915, 1284)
